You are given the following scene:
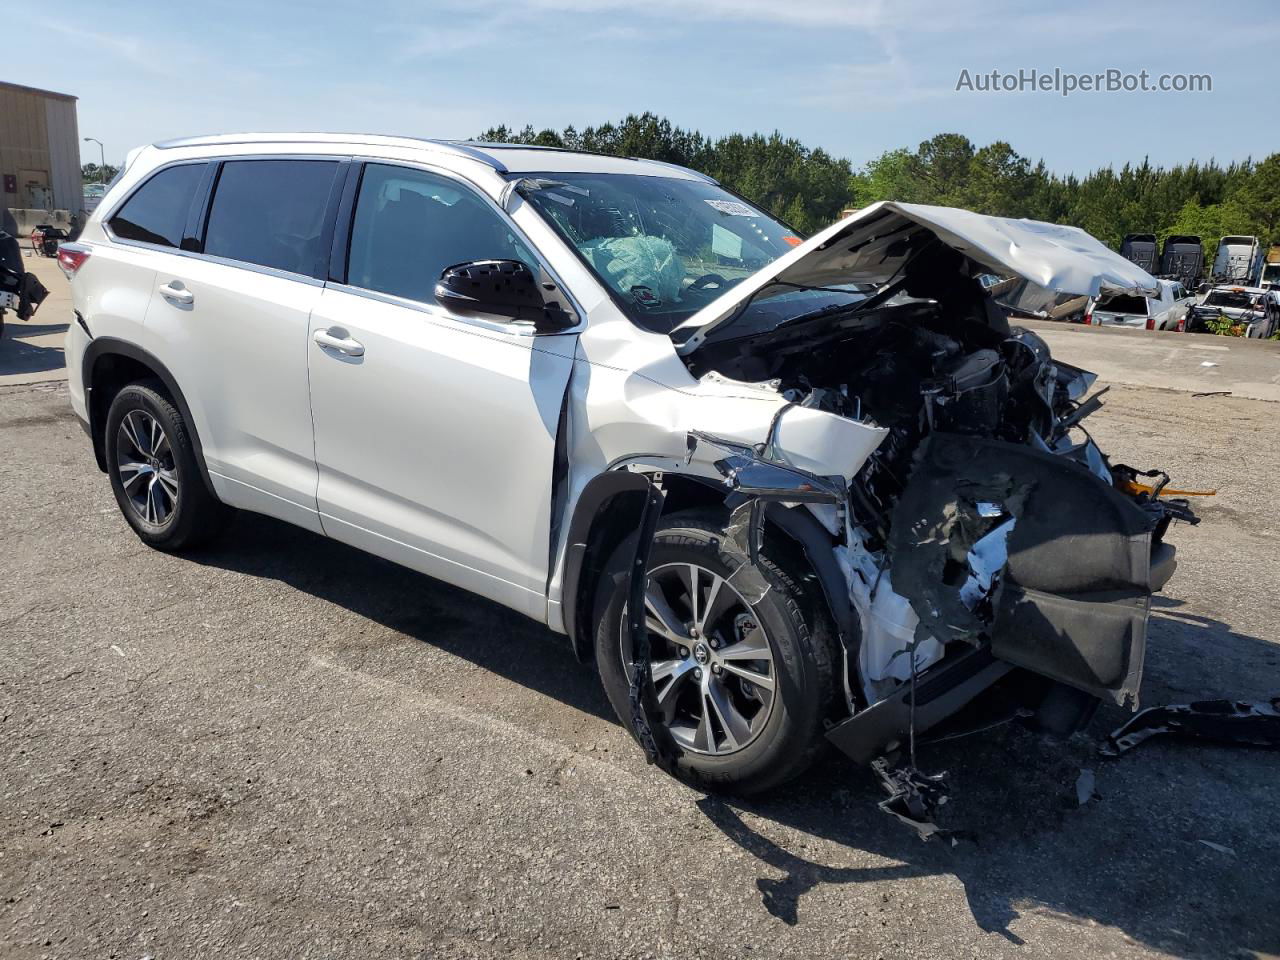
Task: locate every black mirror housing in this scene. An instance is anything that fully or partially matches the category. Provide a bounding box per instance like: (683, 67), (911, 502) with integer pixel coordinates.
(435, 259), (576, 333)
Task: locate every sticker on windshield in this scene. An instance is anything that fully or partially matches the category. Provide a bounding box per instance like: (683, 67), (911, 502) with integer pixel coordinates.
(704, 199), (758, 217)
(711, 223), (742, 260)
(782, 236), (802, 247)
(542, 191), (576, 207)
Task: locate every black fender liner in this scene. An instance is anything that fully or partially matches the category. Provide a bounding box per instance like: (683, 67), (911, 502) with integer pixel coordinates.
(81, 337), (218, 498)
(763, 502), (865, 709)
(561, 470), (654, 661)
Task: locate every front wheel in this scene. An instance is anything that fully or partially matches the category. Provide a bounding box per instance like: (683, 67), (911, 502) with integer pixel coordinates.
(593, 511), (838, 795)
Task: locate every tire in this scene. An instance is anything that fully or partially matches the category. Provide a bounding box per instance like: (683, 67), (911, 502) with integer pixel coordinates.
(104, 380), (228, 551)
(593, 510), (838, 795)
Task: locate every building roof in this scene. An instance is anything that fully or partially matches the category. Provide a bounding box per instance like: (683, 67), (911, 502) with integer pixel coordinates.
(0, 80), (77, 101)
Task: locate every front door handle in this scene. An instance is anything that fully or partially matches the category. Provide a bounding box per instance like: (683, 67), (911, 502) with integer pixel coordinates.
(313, 328), (365, 357)
(158, 281), (194, 305)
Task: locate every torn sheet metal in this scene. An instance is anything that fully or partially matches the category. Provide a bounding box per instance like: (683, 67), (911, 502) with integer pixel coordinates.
(1100, 698), (1280, 757)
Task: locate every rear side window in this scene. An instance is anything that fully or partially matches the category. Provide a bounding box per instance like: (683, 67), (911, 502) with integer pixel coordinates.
(1097, 294), (1149, 315)
(109, 164), (205, 248)
(345, 163), (534, 303)
(203, 160), (340, 277)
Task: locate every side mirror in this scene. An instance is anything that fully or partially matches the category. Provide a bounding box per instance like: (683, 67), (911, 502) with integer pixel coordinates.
(435, 259), (576, 333)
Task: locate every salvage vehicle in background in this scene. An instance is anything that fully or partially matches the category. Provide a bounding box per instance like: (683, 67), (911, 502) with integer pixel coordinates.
(1184, 285), (1278, 337)
(1119, 233), (1159, 273)
(1084, 278), (1194, 330)
(59, 135), (1197, 793)
(1159, 234), (1203, 290)
(1212, 235), (1262, 284)
(1259, 245), (1280, 291)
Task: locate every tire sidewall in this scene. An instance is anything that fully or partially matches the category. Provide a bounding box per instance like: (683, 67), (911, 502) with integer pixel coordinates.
(594, 518), (831, 794)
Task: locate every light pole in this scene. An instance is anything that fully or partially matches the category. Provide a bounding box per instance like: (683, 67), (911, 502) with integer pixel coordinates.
(83, 137), (105, 182)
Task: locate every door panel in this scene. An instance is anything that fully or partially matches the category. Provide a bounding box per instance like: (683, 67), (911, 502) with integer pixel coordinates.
(308, 287), (576, 618)
(142, 253), (324, 532)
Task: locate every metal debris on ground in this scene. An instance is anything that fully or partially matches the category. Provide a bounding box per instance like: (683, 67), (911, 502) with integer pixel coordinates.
(1198, 840), (1236, 856)
(1075, 768), (1097, 806)
(870, 755), (957, 842)
(1100, 697), (1280, 757)
(1192, 390), (1233, 398)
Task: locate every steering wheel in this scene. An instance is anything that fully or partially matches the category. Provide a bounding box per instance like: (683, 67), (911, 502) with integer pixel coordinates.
(688, 273), (733, 293)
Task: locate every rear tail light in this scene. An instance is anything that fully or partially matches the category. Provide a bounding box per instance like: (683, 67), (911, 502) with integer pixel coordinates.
(1084, 308), (1094, 325)
(1176, 314), (1186, 332)
(1145, 315), (1155, 331)
(56, 244), (91, 278)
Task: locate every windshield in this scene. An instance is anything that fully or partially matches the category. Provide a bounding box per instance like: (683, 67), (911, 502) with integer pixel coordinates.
(518, 172), (824, 334)
(1204, 291), (1261, 310)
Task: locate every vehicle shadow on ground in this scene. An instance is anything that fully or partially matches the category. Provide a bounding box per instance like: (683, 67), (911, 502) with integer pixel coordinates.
(189, 515), (1280, 959)
(0, 324), (68, 377)
(189, 513), (616, 722)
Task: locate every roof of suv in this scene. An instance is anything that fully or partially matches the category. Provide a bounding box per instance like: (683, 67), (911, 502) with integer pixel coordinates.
(151, 133), (716, 181)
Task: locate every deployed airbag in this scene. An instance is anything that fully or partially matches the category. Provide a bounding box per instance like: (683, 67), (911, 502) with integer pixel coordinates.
(579, 235), (683, 307)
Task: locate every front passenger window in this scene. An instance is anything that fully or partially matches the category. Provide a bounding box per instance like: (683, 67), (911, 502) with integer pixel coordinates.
(346, 164), (534, 304)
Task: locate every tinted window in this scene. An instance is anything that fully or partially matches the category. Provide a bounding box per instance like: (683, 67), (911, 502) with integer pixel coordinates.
(347, 163), (534, 303)
(203, 160), (339, 277)
(109, 164), (205, 248)
(1097, 294), (1149, 315)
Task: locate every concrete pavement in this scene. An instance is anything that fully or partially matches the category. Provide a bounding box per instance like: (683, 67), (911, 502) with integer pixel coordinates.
(1023, 318), (1280, 403)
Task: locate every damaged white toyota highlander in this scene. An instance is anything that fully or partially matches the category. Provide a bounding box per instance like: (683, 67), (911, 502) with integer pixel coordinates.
(62, 135), (1198, 795)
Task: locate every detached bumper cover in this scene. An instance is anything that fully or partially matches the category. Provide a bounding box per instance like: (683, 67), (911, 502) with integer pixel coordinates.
(889, 433), (1166, 709)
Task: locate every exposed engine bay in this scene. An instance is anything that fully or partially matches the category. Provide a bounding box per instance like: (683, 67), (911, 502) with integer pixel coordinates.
(678, 245), (1198, 762)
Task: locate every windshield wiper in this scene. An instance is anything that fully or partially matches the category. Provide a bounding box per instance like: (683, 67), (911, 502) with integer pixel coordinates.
(772, 275), (908, 330)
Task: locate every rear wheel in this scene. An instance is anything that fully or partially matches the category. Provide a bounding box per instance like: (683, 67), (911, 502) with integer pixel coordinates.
(105, 381), (228, 551)
(594, 511), (837, 795)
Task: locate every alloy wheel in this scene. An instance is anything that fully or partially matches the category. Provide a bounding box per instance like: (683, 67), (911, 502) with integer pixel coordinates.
(622, 562), (776, 756)
(114, 410), (179, 526)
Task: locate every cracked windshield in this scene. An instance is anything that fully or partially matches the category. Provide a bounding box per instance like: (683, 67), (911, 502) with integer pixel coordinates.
(519, 173), (856, 335)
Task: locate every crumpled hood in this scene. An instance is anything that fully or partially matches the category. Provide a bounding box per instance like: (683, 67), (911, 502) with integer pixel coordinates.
(673, 201), (1160, 354)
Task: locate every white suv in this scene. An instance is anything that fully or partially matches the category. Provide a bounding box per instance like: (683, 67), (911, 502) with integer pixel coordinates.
(62, 134), (1195, 793)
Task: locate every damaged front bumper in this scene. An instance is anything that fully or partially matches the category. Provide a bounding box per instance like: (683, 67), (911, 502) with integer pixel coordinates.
(684, 427), (1196, 769)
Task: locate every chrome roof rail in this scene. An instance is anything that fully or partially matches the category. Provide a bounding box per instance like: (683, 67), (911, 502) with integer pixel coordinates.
(151, 133), (510, 172)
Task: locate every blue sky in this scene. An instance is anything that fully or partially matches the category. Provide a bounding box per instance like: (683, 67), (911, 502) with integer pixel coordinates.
(12, 0), (1279, 177)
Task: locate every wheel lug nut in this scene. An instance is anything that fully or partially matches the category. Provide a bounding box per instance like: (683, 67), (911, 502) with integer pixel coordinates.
(689, 627), (699, 639)
(679, 647), (690, 659)
(709, 638), (719, 649)
(694, 667), (703, 680)
(712, 664), (722, 675)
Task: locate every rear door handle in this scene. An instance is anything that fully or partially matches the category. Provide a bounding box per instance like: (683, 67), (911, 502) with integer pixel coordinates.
(158, 281), (193, 305)
(313, 328), (365, 357)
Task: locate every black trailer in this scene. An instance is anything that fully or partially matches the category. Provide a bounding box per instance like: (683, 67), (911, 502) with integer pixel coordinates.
(1119, 233), (1159, 273)
(1160, 235), (1204, 288)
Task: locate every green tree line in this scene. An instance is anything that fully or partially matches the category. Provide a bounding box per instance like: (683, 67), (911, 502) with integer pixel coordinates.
(478, 113), (1280, 257)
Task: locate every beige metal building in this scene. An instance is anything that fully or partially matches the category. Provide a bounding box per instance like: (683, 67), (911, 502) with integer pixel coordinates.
(0, 80), (83, 216)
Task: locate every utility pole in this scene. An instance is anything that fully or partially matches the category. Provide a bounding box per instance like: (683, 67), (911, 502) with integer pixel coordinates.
(83, 137), (106, 182)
